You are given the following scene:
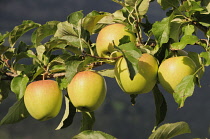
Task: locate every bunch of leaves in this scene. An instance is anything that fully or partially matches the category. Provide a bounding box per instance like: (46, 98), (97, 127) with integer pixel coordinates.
(0, 0), (210, 138)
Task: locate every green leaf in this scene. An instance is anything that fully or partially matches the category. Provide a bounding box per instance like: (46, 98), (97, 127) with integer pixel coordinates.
(97, 69), (115, 78)
(60, 35), (89, 48)
(0, 32), (9, 45)
(31, 67), (45, 81)
(80, 112), (95, 132)
(157, 0), (179, 10)
(0, 98), (29, 125)
(138, 0), (150, 16)
(65, 56), (84, 83)
(173, 75), (195, 108)
(72, 130), (116, 139)
(67, 11), (84, 25)
(117, 42), (142, 80)
(55, 95), (76, 130)
(125, 0), (136, 6)
(9, 20), (40, 47)
(36, 45), (45, 61)
(11, 76), (29, 100)
(54, 21), (78, 37)
(149, 121), (191, 139)
(152, 16), (172, 46)
(0, 80), (10, 103)
(170, 22), (183, 42)
(83, 11), (109, 34)
(31, 21), (60, 45)
(200, 52), (210, 66)
(152, 84), (167, 128)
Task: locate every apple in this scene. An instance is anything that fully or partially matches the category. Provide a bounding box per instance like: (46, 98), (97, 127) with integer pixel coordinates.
(67, 71), (107, 112)
(24, 80), (63, 121)
(158, 56), (196, 94)
(114, 53), (158, 94)
(96, 23), (136, 58)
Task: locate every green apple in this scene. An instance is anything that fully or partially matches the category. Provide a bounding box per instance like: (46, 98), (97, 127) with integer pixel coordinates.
(158, 56), (196, 94)
(96, 23), (136, 58)
(67, 71), (107, 112)
(114, 53), (158, 94)
(24, 80), (63, 121)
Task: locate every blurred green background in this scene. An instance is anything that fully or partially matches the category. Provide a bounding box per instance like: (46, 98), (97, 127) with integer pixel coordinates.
(0, 0), (210, 139)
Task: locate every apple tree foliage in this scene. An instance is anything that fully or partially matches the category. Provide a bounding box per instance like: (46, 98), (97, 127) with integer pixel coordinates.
(0, 0), (209, 138)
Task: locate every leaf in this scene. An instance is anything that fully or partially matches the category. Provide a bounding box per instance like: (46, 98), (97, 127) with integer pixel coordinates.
(173, 75), (195, 108)
(83, 11), (109, 34)
(55, 95), (76, 130)
(138, 0), (150, 16)
(149, 121), (191, 139)
(54, 21), (78, 37)
(80, 112), (95, 132)
(125, 0), (137, 6)
(0, 80), (10, 103)
(72, 130), (116, 139)
(67, 11), (84, 25)
(152, 16), (172, 46)
(200, 52), (210, 66)
(117, 42), (142, 80)
(152, 84), (167, 127)
(157, 0), (179, 10)
(0, 97), (29, 125)
(9, 20), (40, 47)
(31, 21), (60, 45)
(65, 56), (84, 83)
(11, 76), (29, 100)
(60, 35), (89, 48)
(170, 21), (183, 42)
(97, 69), (115, 78)
(36, 45), (45, 61)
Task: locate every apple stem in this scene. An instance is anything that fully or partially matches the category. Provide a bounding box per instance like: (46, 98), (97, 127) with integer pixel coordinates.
(130, 94), (138, 106)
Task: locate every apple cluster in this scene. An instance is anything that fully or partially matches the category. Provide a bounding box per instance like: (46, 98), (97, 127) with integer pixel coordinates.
(23, 23), (202, 121)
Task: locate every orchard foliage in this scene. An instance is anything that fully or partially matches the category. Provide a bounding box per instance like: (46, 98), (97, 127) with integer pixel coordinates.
(0, 0), (210, 138)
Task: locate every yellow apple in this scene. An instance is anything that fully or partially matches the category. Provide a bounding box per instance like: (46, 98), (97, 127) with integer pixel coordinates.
(158, 56), (196, 94)
(67, 71), (107, 112)
(96, 23), (136, 58)
(114, 53), (158, 94)
(24, 80), (63, 121)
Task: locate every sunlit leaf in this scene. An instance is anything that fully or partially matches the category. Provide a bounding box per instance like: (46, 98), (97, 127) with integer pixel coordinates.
(200, 51), (210, 66)
(9, 20), (40, 47)
(138, 0), (150, 16)
(117, 42), (142, 80)
(55, 95), (76, 130)
(149, 121), (191, 139)
(65, 56), (84, 83)
(72, 130), (116, 139)
(32, 21), (60, 45)
(0, 98), (29, 125)
(152, 16), (173, 46)
(173, 75), (195, 108)
(67, 11), (84, 25)
(11, 75), (29, 100)
(54, 21), (78, 37)
(83, 11), (109, 34)
(97, 69), (115, 78)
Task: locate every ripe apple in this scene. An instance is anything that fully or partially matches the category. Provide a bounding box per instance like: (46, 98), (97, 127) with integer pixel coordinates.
(24, 80), (63, 121)
(114, 53), (158, 94)
(96, 23), (136, 58)
(158, 56), (196, 94)
(67, 71), (107, 112)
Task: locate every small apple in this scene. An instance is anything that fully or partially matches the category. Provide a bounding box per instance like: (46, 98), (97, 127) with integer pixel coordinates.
(96, 23), (136, 58)
(158, 56), (196, 94)
(24, 80), (63, 121)
(114, 53), (158, 94)
(67, 71), (107, 112)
